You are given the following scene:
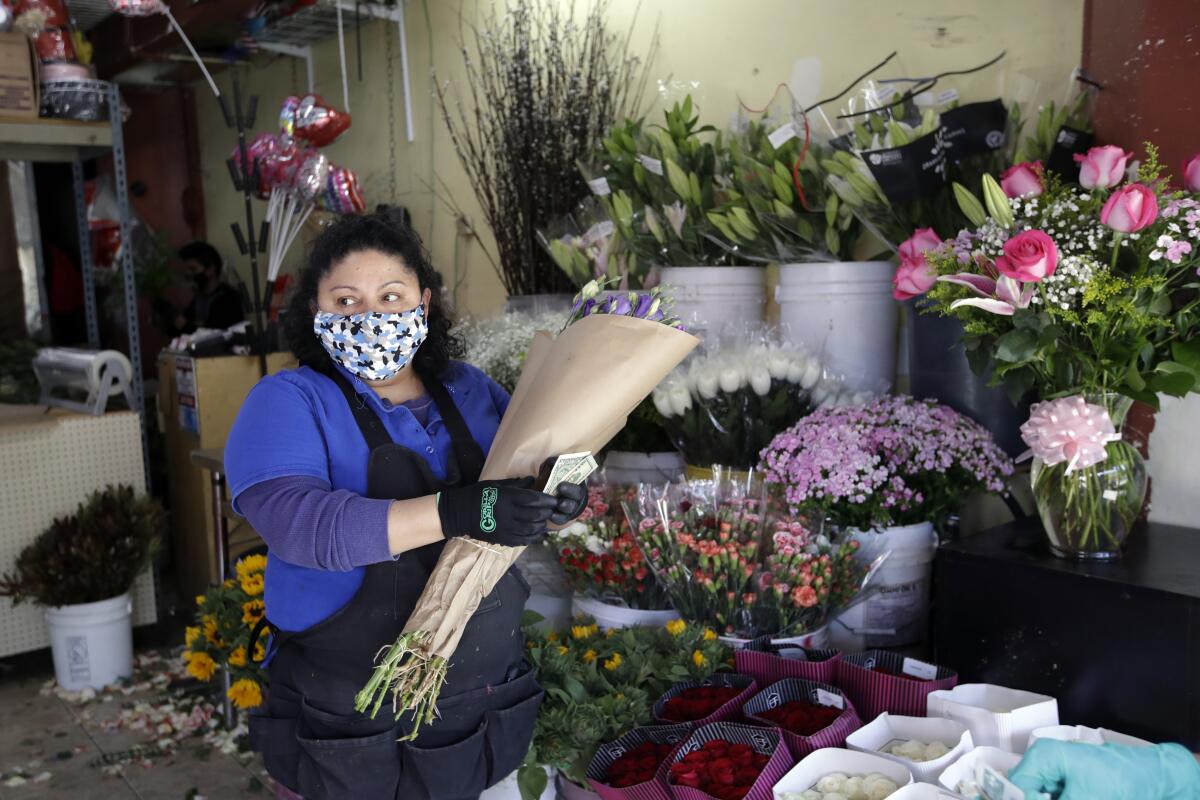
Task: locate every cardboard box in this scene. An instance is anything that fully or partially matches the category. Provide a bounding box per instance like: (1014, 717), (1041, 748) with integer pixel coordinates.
(0, 32), (38, 117)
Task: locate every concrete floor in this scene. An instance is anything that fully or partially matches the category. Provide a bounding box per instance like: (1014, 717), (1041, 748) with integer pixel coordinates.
(0, 654), (270, 800)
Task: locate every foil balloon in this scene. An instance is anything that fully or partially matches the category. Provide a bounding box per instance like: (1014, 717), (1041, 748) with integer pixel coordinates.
(106, 0), (165, 15)
(293, 150), (330, 203)
(293, 94), (351, 147)
(278, 95), (300, 140)
(0, 3), (13, 33)
(230, 132), (280, 199)
(322, 165), (365, 214)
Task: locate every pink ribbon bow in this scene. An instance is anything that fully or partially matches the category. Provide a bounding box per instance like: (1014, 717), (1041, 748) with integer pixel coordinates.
(1019, 396), (1122, 474)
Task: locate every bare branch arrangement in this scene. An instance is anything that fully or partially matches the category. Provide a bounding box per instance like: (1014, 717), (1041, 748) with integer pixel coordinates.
(434, 0), (657, 296)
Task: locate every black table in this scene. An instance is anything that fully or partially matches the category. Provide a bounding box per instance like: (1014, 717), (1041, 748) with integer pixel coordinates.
(933, 518), (1200, 750)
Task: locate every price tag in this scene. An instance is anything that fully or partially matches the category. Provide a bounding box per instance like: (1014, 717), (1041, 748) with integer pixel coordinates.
(777, 647), (809, 661)
(937, 88), (960, 104)
(1102, 490), (1119, 502)
(638, 154), (664, 176)
(768, 122), (797, 150)
(588, 177), (611, 196)
(815, 688), (845, 709)
(902, 657), (939, 680)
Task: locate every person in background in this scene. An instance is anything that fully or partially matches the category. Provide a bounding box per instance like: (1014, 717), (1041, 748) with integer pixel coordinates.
(173, 241), (245, 333)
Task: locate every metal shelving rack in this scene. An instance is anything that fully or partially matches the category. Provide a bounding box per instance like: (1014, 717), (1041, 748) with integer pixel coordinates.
(1, 84), (151, 490)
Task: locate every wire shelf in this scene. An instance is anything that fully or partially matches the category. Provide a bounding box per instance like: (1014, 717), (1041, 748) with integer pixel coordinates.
(259, 1), (395, 49)
(64, 0), (115, 32)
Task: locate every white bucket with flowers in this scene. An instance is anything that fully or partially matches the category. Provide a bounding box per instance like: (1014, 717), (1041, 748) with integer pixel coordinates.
(659, 265), (767, 331)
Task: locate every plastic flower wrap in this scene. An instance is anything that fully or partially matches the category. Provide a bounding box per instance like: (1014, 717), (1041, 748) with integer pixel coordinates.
(456, 310), (564, 394)
(761, 395), (1014, 531)
(551, 482), (671, 610)
(537, 196), (647, 289)
(183, 554), (267, 710)
(652, 327), (869, 470)
(622, 469), (767, 638)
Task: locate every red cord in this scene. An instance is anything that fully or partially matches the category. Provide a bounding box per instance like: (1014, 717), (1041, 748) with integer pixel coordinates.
(738, 83), (812, 212)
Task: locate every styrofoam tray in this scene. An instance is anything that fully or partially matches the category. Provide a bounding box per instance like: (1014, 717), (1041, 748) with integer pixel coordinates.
(772, 747), (913, 800)
(937, 746), (1022, 797)
(926, 683), (1058, 753)
(845, 712), (973, 784)
(1029, 724), (1152, 748)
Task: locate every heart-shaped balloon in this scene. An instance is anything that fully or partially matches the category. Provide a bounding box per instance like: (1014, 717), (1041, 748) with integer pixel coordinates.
(293, 93), (351, 147)
(107, 0), (165, 16)
(230, 132), (281, 198)
(321, 165), (365, 214)
(293, 150), (330, 203)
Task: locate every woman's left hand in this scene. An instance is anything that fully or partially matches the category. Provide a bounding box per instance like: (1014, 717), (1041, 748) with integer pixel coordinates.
(549, 482), (588, 526)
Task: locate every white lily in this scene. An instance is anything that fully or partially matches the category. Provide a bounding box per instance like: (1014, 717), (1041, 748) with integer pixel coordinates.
(749, 368), (772, 396)
(663, 201), (687, 239)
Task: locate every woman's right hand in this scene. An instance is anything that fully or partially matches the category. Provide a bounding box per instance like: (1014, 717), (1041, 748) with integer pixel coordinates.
(436, 477), (559, 546)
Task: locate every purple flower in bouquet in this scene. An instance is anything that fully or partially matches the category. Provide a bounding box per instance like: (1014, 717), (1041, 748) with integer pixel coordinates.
(565, 279), (683, 330)
(760, 396), (1014, 530)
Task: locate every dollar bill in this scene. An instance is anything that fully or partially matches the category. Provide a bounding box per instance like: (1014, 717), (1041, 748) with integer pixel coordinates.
(977, 764), (1025, 800)
(543, 452), (598, 496)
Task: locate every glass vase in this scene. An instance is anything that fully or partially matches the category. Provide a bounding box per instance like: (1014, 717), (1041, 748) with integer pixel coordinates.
(1030, 394), (1147, 559)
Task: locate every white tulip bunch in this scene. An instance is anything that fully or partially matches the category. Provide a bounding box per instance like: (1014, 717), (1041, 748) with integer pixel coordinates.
(651, 342), (873, 470)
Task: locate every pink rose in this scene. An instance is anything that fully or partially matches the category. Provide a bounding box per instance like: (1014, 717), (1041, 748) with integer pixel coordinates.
(996, 229), (1058, 282)
(1184, 153), (1200, 193)
(1000, 161), (1044, 198)
(1100, 183), (1158, 233)
(892, 255), (936, 300)
(1073, 145), (1132, 189)
(898, 227), (943, 263)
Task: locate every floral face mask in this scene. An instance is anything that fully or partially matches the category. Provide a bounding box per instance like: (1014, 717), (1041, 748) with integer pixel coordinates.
(313, 303), (428, 381)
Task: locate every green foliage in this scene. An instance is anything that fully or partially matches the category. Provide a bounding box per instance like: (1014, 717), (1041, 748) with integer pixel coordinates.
(0, 485), (163, 606)
(0, 339), (41, 404)
(519, 618), (730, 798)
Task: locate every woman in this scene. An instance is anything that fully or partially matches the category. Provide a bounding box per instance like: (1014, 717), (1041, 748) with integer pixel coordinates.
(225, 209), (586, 800)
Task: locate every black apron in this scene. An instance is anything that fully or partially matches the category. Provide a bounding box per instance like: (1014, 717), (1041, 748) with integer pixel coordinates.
(248, 369), (543, 800)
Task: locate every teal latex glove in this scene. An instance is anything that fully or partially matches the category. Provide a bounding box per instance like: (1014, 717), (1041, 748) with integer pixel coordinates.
(1010, 740), (1200, 800)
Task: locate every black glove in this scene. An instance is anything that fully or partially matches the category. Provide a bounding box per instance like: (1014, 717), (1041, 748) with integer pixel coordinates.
(437, 477), (559, 546)
(549, 481), (588, 526)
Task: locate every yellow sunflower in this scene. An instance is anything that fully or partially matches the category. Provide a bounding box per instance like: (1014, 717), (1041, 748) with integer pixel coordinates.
(202, 616), (220, 644)
(692, 649), (708, 668)
(185, 651), (217, 681)
(603, 653), (622, 671)
(236, 554), (268, 578)
(227, 679), (263, 709)
(240, 572), (265, 597)
(582, 649), (598, 663)
(228, 646), (247, 667)
(571, 623), (598, 640)
(703, 628), (718, 642)
(184, 626), (200, 647)
(665, 619), (686, 636)
(242, 599), (265, 625)
(556, 645), (569, 656)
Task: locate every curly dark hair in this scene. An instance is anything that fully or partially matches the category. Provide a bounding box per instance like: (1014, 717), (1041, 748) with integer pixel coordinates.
(283, 207), (463, 379)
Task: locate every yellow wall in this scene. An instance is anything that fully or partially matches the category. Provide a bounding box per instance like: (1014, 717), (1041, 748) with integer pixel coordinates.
(194, 0), (1085, 317)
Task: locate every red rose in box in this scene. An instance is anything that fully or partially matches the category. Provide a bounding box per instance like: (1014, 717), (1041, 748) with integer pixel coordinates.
(587, 723), (691, 800)
(734, 636), (841, 687)
(668, 740), (769, 800)
(653, 674), (757, 726)
(660, 723), (793, 800)
(741, 678), (862, 758)
(837, 650), (958, 720)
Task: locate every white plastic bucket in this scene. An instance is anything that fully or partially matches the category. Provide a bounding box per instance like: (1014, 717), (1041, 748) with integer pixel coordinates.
(44, 592), (133, 690)
(719, 624), (831, 650)
(775, 261), (898, 391)
(602, 450), (685, 486)
(830, 522), (937, 650)
(572, 595), (680, 630)
(659, 266), (766, 330)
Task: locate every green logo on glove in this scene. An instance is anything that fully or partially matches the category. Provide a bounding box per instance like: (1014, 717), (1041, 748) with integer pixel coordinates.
(480, 487), (498, 533)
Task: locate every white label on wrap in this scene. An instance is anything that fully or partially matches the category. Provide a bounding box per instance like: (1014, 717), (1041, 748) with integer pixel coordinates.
(902, 657), (939, 680)
(588, 177), (611, 196)
(815, 688), (845, 709)
(873, 85), (897, 103)
(638, 154), (664, 175)
(768, 122), (797, 149)
(937, 88), (960, 104)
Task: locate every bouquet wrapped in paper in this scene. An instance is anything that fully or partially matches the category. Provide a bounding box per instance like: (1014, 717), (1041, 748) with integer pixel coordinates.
(355, 281), (698, 734)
